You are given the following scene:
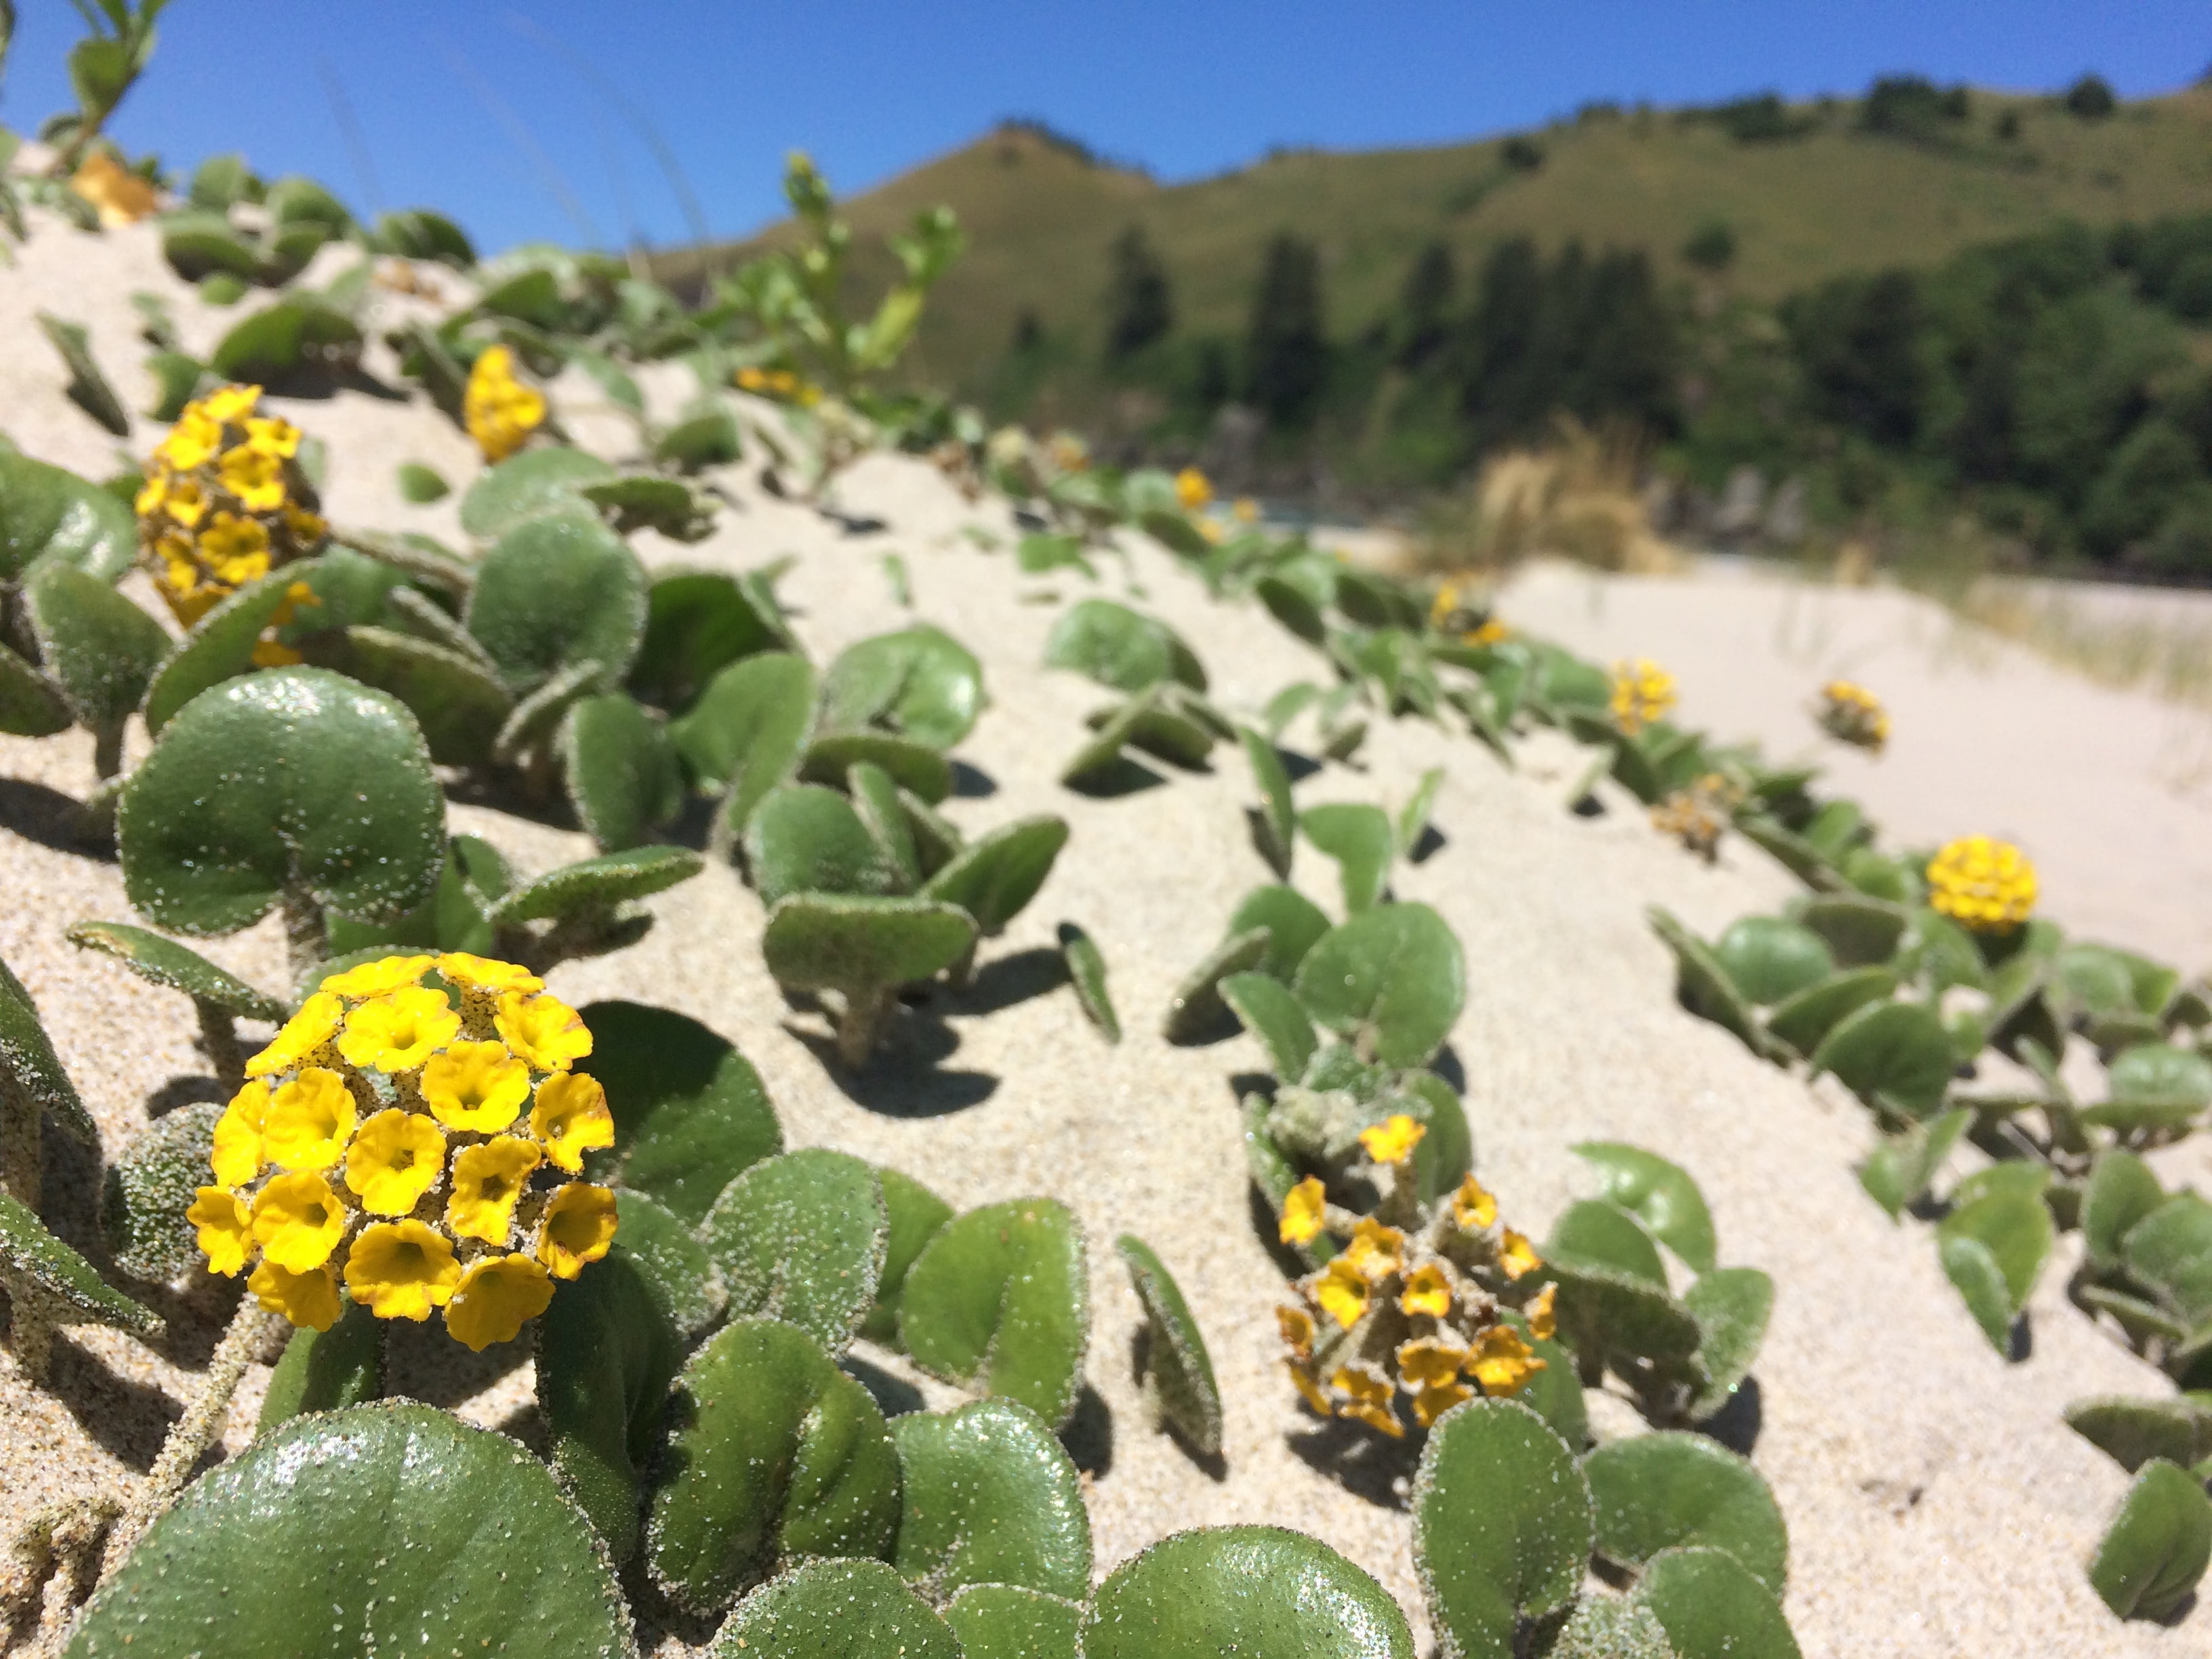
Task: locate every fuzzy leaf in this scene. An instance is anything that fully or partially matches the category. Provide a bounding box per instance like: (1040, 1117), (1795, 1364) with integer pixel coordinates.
(748, 783), (905, 903)
(1116, 1233), (1223, 1456)
(2066, 1395), (2212, 1475)
(1572, 1143), (1717, 1273)
(893, 1398), (1093, 1599)
(257, 1294), (382, 1432)
(561, 693), (684, 852)
(943, 1584), (1084, 1659)
(207, 295), (362, 382)
(0, 451), (136, 584)
(1809, 1000), (1954, 1120)
(464, 509), (646, 694)
(899, 1197), (1088, 1429)
(1712, 917), (1835, 1007)
(2121, 1195), (2212, 1326)
(1164, 926), (1272, 1044)
(821, 624), (985, 750)
(1858, 1108), (1971, 1221)
(0, 640), (70, 736)
(1083, 1525), (1412, 1659)
(630, 568), (781, 711)
(302, 624), (514, 768)
(458, 447), (618, 539)
(1221, 970), (1319, 1081)
(24, 564), (169, 734)
(0, 1193), (161, 1337)
(1059, 922), (1120, 1042)
(1043, 597), (1206, 693)
(707, 1559), (956, 1659)
(1240, 726), (1296, 878)
(1936, 1189), (2053, 1317)
(700, 1149), (886, 1357)
(801, 730), (954, 803)
(761, 894), (976, 1002)
(1648, 906), (1768, 1057)
(920, 815), (1068, 935)
(2088, 1460), (2212, 1622)
(1293, 902), (1465, 1068)
(37, 312), (129, 435)
(863, 1167), (953, 1347)
(1227, 883), (1332, 982)
(670, 650), (815, 813)
(142, 559), (330, 734)
(1938, 1235), (2015, 1351)
(1584, 1432), (1788, 1593)
(1764, 966), (1898, 1058)
(2082, 1149), (2167, 1275)
(485, 846), (702, 926)
(0, 955), (98, 1144)
(1633, 1545), (1802, 1659)
(1793, 894), (1909, 967)
(1300, 802), (1395, 914)
(101, 1101), (220, 1282)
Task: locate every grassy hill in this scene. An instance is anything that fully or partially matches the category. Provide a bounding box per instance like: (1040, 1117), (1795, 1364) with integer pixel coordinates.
(655, 83), (2212, 412)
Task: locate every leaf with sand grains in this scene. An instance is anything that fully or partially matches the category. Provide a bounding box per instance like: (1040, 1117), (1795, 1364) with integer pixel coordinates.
(465, 510), (647, 693)
(1116, 1233), (1224, 1457)
(899, 1197), (1089, 1429)
(459, 447), (619, 540)
(1631, 1545), (1801, 1659)
(944, 1584), (1084, 1659)
(699, 1149), (886, 1356)
(559, 692), (685, 853)
(1293, 902), (1464, 1068)
(892, 1398), (1093, 1600)
(821, 624), (985, 750)
(630, 568), (785, 712)
(2089, 1459), (2212, 1622)
(760, 892), (976, 1065)
(708, 1559), (957, 1659)
(1582, 1433), (1788, 1593)
(1043, 596), (1207, 693)
(1083, 1525), (1413, 1659)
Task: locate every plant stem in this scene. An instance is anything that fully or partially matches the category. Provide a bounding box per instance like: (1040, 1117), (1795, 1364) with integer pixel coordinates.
(836, 987), (889, 1068)
(90, 724), (123, 783)
(281, 888), (325, 995)
(5, 1283), (62, 1385)
(193, 1001), (243, 1086)
(0, 1076), (39, 1210)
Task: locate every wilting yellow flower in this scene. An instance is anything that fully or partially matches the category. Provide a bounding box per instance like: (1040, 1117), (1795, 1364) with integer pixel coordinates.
(70, 151), (158, 226)
(539, 1183), (619, 1279)
(1358, 1113), (1425, 1167)
(444, 1254), (554, 1351)
(1610, 657), (1676, 735)
(344, 1110), (447, 1216)
(446, 1137), (541, 1244)
(262, 1069), (356, 1172)
(340, 987), (462, 1072)
(322, 954), (434, 999)
(1313, 1259), (1373, 1329)
(1468, 1325), (1545, 1395)
(1287, 1361), (1334, 1417)
(437, 953), (542, 998)
(249, 1261), (339, 1332)
(1332, 1364), (1404, 1438)
(1175, 466), (1213, 512)
(243, 416), (302, 459)
(1342, 1218), (1406, 1283)
(1499, 1228), (1542, 1280)
(1525, 1283), (1557, 1341)
(1397, 1336), (1469, 1391)
(464, 345), (546, 463)
(218, 445), (287, 513)
(530, 1071), (614, 1173)
(1451, 1174), (1498, 1231)
(345, 1218), (462, 1320)
(251, 1172), (348, 1273)
(211, 1079), (268, 1187)
(1926, 835), (2036, 933)
(157, 407), (223, 472)
(1651, 781), (1732, 864)
(1278, 1176), (1328, 1247)
(247, 992), (344, 1078)
(1816, 678), (1889, 753)
(1400, 1261), (1453, 1319)
(1412, 1379), (1475, 1428)
(1277, 1303), (1317, 1359)
(188, 1187), (253, 1276)
(497, 991), (590, 1071)
(420, 1040), (531, 1134)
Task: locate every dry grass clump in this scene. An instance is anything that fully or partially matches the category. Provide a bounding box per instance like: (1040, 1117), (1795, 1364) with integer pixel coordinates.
(1413, 419), (1677, 577)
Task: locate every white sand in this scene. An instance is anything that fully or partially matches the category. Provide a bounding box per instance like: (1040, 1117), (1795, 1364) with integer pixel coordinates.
(0, 210), (2196, 1656)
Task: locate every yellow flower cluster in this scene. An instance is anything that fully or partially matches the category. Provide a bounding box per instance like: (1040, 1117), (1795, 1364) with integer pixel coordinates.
(71, 152), (159, 227)
(1277, 1116), (1551, 1437)
(1611, 658), (1677, 735)
(1816, 679), (1890, 753)
(1429, 583), (1510, 647)
(1926, 835), (2037, 933)
(187, 954), (616, 1351)
(136, 384), (326, 628)
(464, 345), (548, 464)
(1175, 466), (1213, 512)
(1650, 771), (1744, 864)
(735, 364), (823, 406)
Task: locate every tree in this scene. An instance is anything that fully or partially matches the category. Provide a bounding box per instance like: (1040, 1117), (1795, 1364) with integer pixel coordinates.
(1396, 241), (1456, 368)
(2064, 75), (2117, 119)
(1103, 226), (1173, 363)
(1683, 220), (1736, 272)
(1246, 234), (1329, 428)
(1783, 270), (1925, 445)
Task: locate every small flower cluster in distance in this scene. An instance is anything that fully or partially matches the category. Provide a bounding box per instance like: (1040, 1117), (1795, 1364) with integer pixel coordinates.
(1610, 657), (1676, 735)
(1650, 771), (1744, 864)
(1815, 679), (1889, 753)
(1277, 1113), (1554, 1436)
(136, 384), (326, 628)
(464, 344), (548, 463)
(1926, 835), (2037, 933)
(187, 953), (617, 1351)
(1428, 582), (1510, 647)
(735, 364), (821, 406)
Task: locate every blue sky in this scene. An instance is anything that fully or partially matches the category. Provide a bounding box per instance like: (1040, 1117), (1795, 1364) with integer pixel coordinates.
(3, 2), (2205, 255)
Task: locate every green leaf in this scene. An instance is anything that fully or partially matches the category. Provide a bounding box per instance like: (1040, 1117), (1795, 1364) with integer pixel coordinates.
(1938, 1235), (2015, 1352)
(1043, 597), (1206, 693)
(1584, 1432), (1788, 1593)
(761, 893), (976, 1002)
(1546, 1596), (1676, 1659)
(484, 846), (702, 927)
(1793, 894), (1910, 967)
(142, 559), (327, 734)
(1083, 1525), (1413, 1659)
(1936, 1189), (2053, 1317)
(1412, 1399), (1593, 1659)
(701, 1149), (886, 1356)
(1572, 1143), (1717, 1272)
(37, 312), (129, 436)
(2122, 1195), (2212, 1326)
(1293, 902), (1465, 1068)
(893, 1397), (1092, 1599)
(1240, 726), (1296, 878)
(1496, 1310), (1588, 1453)
(631, 568), (781, 712)
(2088, 1459), (2212, 1622)
(395, 461), (449, 503)
(207, 295), (363, 382)
(2083, 1149), (2166, 1274)
(0, 640), (70, 737)
(1221, 970), (1319, 1082)
(2066, 1396), (2212, 1474)
(802, 730), (956, 803)
(1227, 883), (1332, 982)
(653, 400), (743, 473)
(0, 955), (92, 1146)
(821, 624), (985, 750)
(2104, 1043), (2212, 1111)
(1116, 1233), (1224, 1457)
(1164, 926), (1273, 1044)
(67, 922), (284, 1032)
(465, 510), (646, 693)
(472, 267), (565, 329)
(1633, 1545), (1802, 1659)
(1647, 907), (1767, 1057)
(1763, 966), (1898, 1058)
(578, 1000), (781, 1225)
(1401, 1071), (1475, 1203)
(1059, 922), (1120, 1042)
(1712, 917), (1835, 1007)
(899, 1197), (1089, 1429)
(579, 476), (716, 542)
(119, 668), (444, 934)
(707, 1559), (958, 1659)
(301, 624), (514, 769)
(257, 1293), (382, 1432)
(101, 1102), (219, 1282)
(863, 1166), (954, 1346)
(647, 1317), (901, 1613)
(609, 1190), (726, 1340)
(848, 760), (922, 892)
(943, 1584), (1084, 1659)
(0, 450), (137, 583)
(1858, 1107), (1971, 1220)
(0, 1191), (161, 1338)
(68, 1404), (636, 1658)
(670, 651), (816, 816)
(143, 350), (207, 423)
(562, 693), (684, 852)
(161, 211), (261, 282)
(921, 815), (1068, 936)
(1809, 1000), (1954, 1120)
(1300, 802), (1395, 914)
(1549, 1199), (1667, 1286)
(264, 176), (354, 230)
(1896, 907), (1988, 995)
(748, 783), (904, 903)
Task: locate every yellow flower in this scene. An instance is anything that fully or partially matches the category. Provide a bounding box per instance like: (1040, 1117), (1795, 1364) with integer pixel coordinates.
(211, 1079), (268, 1187)
(344, 1109), (447, 1216)
(496, 991), (591, 1071)
(218, 445), (287, 514)
(188, 1187), (253, 1276)
(1233, 497), (1259, 524)
(1526, 1283), (1557, 1341)
(70, 151), (158, 227)
(1358, 1113), (1426, 1167)
(538, 1182), (619, 1279)
(345, 1219), (462, 1320)
(157, 407), (224, 471)
(1278, 1176), (1328, 1247)
(247, 991), (344, 1077)
(282, 502), (328, 546)
(134, 468), (168, 518)
(1331, 1364), (1404, 1438)
(1926, 835), (2036, 933)
(321, 954), (434, 999)
(1610, 657), (1676, 735)
(1313, 1259), (1372, 1328)
(1397, 1336), (1469, 1391)
(436, 953), (542, 998)
(251, 1172), (348, 1273)
(339, 987), (462, 1072)
(464, 346), (546, 462)
(1175, 466), (1213, 512)
(199, 384), (263, 424)
(443, 1254), (554, 1351)
(250, 637), (304, 669)
(1468, 1324), (1546, 1395)
(446, 1137), (542, 1244)
(1277, 1303), (1317, 1359)
(198, 511), (271, 585)
(1342, 1218), (1406, 1283)
(262, 1068), (356, 1172)
(1499, 1228), (1542, 1280)
(163, 476), (207, 530)
(1451, 1174), (1499, 1232)
(244, 415), (302, 459)
(421, 1040), (531, 1134)
(1429, 582), (1461, 630)
(1412, 1379), (1475, 1428)
(1467, 617), (1510, 647)
(1400, 1261), (1453, 1319)
(531, 1071), (615, 1173)
(1287, 1361), (1335, 1417)
(249, 1261), (339, 1331)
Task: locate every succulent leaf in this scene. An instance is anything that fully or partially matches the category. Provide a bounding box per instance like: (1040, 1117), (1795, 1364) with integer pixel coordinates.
(1631, 1545), (1801, 1659)
(899, 1197), (1088, 1428)
(257, 1292), (382, 1431)
(1292, 902), (1465, 1068)
(801, 729), (955, 802)
(561, 692), (685, 853)
(892, 1397), (1093, 1600)
(1115, 1232), (1224, 1456)
(1164, 926), (1273, 1044)
(821, 623), (985, 750)
(0, 954), (97, 1143)
(943, 1584), (1084, 1659)
(707, 1559), (957, 1659)
(1808, 1000), (1954, 1120)
(1681, 1267), (1774, 1422)
(1084, 1525), (1412, 1659)
(670, 649), (817, 815)
(464, 509), (647, 694)
(699, 1149), (886, 1355)
(920, 815), (1069, 936)
(1711, 917), (1835, 1007)
(1583, 1432), (1788, 1593)
(457, 447), (619, 539)
(630, 568), (782, 711)
(24, 564), (170, 737)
